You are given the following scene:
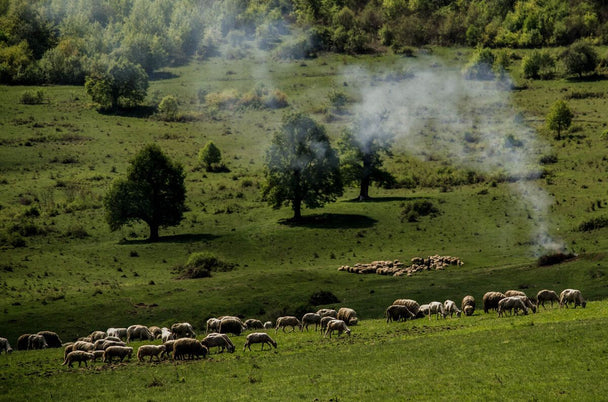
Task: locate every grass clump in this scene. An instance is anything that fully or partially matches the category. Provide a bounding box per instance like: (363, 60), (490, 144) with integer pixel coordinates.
(19, 89), (45, 105)
(400, 200), (440, 222)
(577, 216), (608, 232)
(174, 251), (236, 279)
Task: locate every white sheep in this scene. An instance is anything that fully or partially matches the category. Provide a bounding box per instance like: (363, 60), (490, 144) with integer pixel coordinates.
(263, 321), (273, 329)
(385, 305), (414, 323)
(161, 327), (174, 342)
(0, 337), (13, 354)
(275, 316), (302, 332)
(106, 328), (127, 340)
(127, 325), (154, 342)
(62, 351), (95, 368)
(443, 300), (461, 318)
(428, 301), (446, 320)
(392, 299), (421, 317)
(536, 289), (560, 309)
(514, 295), (537, 313)
(244, 319), (264, 330)
(171, 322), (196, 339)
(206, 318), (221, 333)
(320, 316), (336, 333)
(243, 333), (277, 351)
(418, 304), (430, 317)
(72, 341), (95, 352)
(89, 331), (106, 341)
(173, 338), (207, 360)
(504, 290), (527, 298)
(461, 295), (476, 316)
(483, 292), (506, 313)
(316, 308), (338, 318)
(497, 297), (529, 317)
(137, 345), (166, 362)
(337, 308), (358, 326)
(324, 319), (351, 338)
(301, 313), (322, 331)
(27, 334), (48, 350)
(103, 346), (133, 363)
(559, 289), (586, 308)
(201, 333), (235, 354)
(219, 317), (246, 336)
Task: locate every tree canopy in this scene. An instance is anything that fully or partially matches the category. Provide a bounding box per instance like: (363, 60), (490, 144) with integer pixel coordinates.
(262, 112), (343, 221)
(104, 144), (187, 241)
(85, 58), (148, 110)
(546, 100), (573, 140)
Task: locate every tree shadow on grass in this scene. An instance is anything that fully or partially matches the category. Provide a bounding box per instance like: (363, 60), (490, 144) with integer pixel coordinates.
(343, 196), (411, 203)
(119, 233), (219, 245)
(149, 71), (179, 81)
(99, 105), (156, 118)
(278, 213), (377, 229)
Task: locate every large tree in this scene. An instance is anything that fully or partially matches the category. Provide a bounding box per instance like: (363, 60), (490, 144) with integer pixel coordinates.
(85, 58), (148, 110)
(262, 112), (343, 221)
(338, 117), (394, 201)
(104, 144), (187, 241)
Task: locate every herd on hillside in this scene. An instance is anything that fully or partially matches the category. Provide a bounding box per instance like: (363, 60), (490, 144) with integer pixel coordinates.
(0, 288), (587, 368)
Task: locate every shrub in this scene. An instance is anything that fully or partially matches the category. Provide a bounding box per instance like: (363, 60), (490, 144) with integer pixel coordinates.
(521, 51), (555, 80)
(198, 141), (222, 172)
(157, 95), (179, 121)
(463, 48), (495, 80)
(309, 290), (340, 306)
(401, 200), (440, 222)
(577, 216), (608, 232)
(19, 89), (45, 105)
(174, 251), (236, 279)
(561, 40), (599, 78)
(600, 130), (608, 141)
(539, 153), (558, 164)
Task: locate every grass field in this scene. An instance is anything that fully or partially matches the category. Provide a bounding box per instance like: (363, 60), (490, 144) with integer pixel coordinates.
(1, 47), (607, 400)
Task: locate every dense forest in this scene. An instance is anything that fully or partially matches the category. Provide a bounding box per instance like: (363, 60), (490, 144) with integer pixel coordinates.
(1, 0), (607, 84)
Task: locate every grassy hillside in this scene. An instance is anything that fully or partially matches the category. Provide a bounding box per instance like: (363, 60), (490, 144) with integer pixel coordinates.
(1, 48), (608, 348)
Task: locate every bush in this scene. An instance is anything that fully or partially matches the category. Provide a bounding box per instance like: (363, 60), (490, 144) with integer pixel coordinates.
(19, 89), (45, 105)
(174, 251), (236, 280)
(521, 51), (555, 80)
(561, 40), (598, 78)
(198, 141), (222, 172)
(401, 200), (440, 222)
(157, 95), (179, 121)
(577, 216), (608, 232)
(309, 290), (340, 306)
(463, 48), (495, 80)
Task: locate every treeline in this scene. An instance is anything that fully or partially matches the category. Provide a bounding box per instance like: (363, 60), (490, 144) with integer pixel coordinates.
(1, 0), (608, 85)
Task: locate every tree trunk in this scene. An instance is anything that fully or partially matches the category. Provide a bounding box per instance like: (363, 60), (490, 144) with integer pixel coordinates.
(293, 198), (302, 221)
(358, 175), (371, 201)
(148, 223), (159, 242)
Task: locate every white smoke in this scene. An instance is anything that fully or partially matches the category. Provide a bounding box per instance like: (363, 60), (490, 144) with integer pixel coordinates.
(344, 60), (565, 255)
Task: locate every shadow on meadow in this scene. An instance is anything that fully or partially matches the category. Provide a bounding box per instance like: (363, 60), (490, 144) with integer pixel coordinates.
(278, 213), (377, 229)
(118, 233), (220, 245)
(99, 105), (157, 118)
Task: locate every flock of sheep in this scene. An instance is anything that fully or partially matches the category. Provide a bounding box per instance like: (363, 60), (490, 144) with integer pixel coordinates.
(0, 288), (587, 368)
(338, 255), (464, 277)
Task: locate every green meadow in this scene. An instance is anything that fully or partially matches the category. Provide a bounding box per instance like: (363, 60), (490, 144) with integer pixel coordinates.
(1, 48), (608, 400)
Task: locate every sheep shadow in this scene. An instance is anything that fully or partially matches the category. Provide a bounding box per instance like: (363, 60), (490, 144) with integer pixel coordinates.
(118, 233), (220, 245)
(278, 213), (377, 229)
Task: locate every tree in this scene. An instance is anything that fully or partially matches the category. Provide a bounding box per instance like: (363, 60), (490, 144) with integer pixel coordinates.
(561, 41), (598, 79)
(104, 144), (187, 241)
(198, 141), (222, 172)
(262, 112), (343, 221)
(546, 100), (573, 140)
(158, 95), (179, 121)
(463, 47), (495, 80)
(85, 58), (148, 110)
(338, 117), (394, 201)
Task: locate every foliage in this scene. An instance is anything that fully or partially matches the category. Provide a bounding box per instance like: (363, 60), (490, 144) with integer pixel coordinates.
(157, 95), (179, 121)
(174, 251), (235, 279)
(463, 47), (495, 80)
(561, 40), (599, 78)
(85, 58), (148, 110)
(400, 200), (440, 222)
(546, 99), (573, 139)
(104, 144), (186, 241)
(198, 141), (223, 172)
(262, 112), (343, 220)
(521, 50), (555, 79)
(577, 216), (608, 232)
(19, 89), (45, 104)
(309, 290), (340, 305)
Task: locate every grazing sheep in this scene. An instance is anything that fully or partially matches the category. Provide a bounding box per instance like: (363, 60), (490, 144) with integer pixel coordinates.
(316, 309), (338, 318)
(324, 319), (351, 338)
(243, 333), (277, 351)
(127, 325), (154, 342)
(385, 305), (414, 323)
(148, 326), (162, 339)
(560, 289), (586, 308)
(89, 331), (106, 342)
(72, 341), (95, 352)
(63, 344), (74, 360)
(461, 295), (476, 316)
(91, 350), (105, 362)
(244, 319), (264, 330)
(418, 304), (430, 318)
(105, 336), (122, 343)
(536, 289), (560, 309)
(428, 301), (447, 320)
(206, 318), (221, 333)
(443, 300), (462, 318)
(173, 338), (208, 360)
(263, 321), (273, 329)
(17, 334), (31, 351)
(99, 340), (126, 350)
(37, 331), (62, 348)
(171, 322), (196, 339)
(63, 351), (95, 368)
(483, 292), (506, 313)
(77, 337), (92, 343)
(320, 316), (336, 333)
(161, 340), (176, 359)
(275, 316), (302, 333)
(106, 328), (127, 340)
(337, 308), (358, 326)
(392, 299), (421, 317)
(0, 337), (13, 354)
(514, 296), (537, 313)
(161, 327), (174, 342)
(27, 334), (48, 350)
(504, 290), (527, 298)
(201, 333), (235, 354)
(497, 297), (529, 317)
(103, 346), (133, 363)
(137, 345), (166, 362)
(219, 317), (246, 336)
(302, 313), (322, 331)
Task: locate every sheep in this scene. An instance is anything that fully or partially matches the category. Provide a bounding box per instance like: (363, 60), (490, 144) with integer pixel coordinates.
(443, 300), (462, 318)
(219, 317), (246, 336)
(171, 322), (196, 339)
(62, 351), (95, 368)
(483, 292), (506, 313)
(91, 350), (105, 362)
(275, 316), (302, 333)
(302, 313), (322, 331)
(497, 297), (529, 317)
(37, 331), (62, 348)
(148, 326), (162, 339)
(504, 290), (527, 298)
(385, 305), (414, 323)
(206, 318), (221, 333)
(89, 331), (106, 341)
(161, 327), (174, 342)
(17, 334), (31, 351)
(536, 289), (560, 309)
(418, 304), (430, 318)
(137, 345), (166, 362)
(243, 333), (277, 351)
(244, 319), (264, 330)
(263, 321), (273, 329)
(99, 340), (126, 350)
(103, 346), (133, 363)
(316, 308), (338, 318)
(77, 337), (92, 343)
(127, 325), (154, 342)
(324, 319), (351, 338)
(0, 337), (13, 354)
(106, 328), (127, 340)
(428, 301), (447, 320)
(514, 296), (537, 313)
(337, 308), (358, 326)
(72, 341), (95, 352)
(320, 316), (336, 333)
(161, 340), (176, 359)
(392, 299), (421, 317)
(27, 334), (48, 350)
(559, 289), (586, 308)
(201, 333), (235, 354)
(173, 338), (207, 360)
(461, 295), (476, 316)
